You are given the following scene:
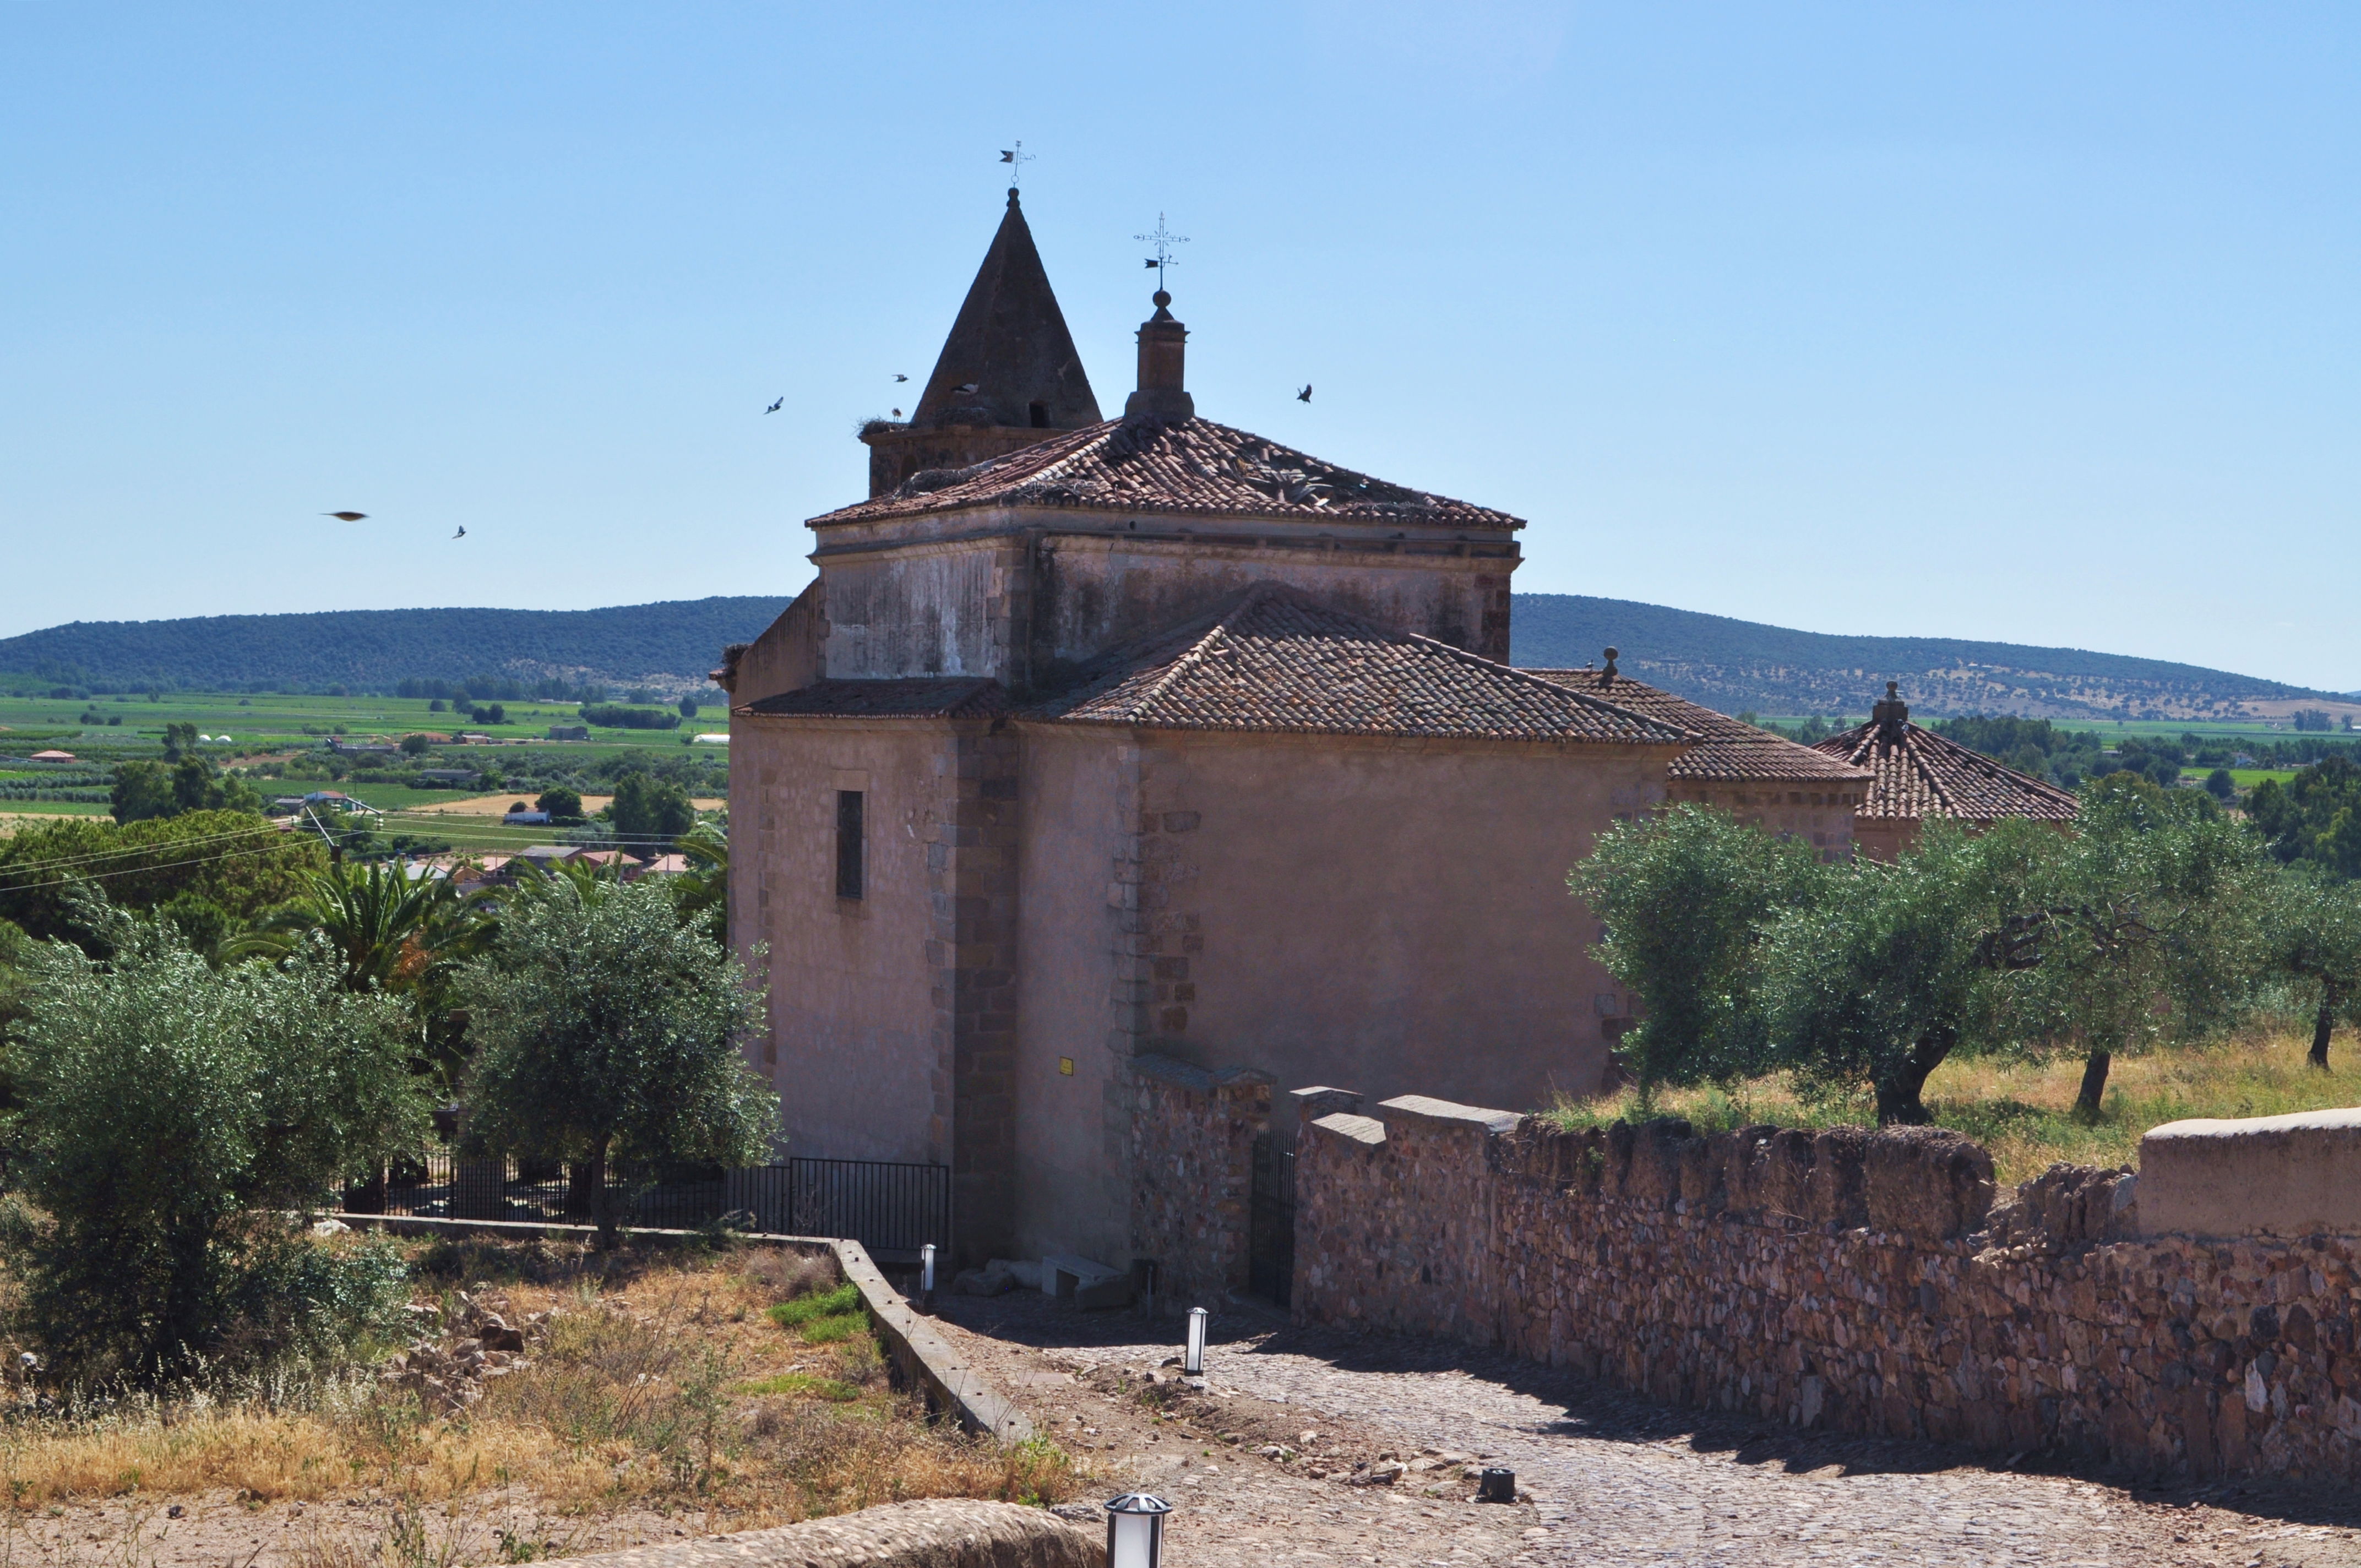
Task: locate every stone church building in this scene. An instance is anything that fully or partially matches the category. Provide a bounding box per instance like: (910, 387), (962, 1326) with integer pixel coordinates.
(718, 192), (1899, 1271)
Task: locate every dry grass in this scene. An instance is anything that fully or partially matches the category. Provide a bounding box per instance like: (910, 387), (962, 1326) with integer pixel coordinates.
(0, 1238), (1076, 1539)
(1547, 1025), (2361, 1188)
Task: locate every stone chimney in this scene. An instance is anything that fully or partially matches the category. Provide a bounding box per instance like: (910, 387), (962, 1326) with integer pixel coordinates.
(1124, 290), (1194, 420)
(1873, 680), (1910, 739)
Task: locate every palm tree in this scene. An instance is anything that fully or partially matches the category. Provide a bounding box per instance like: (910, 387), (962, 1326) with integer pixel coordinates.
(233, 859), (493, 994)
(670, 821), (728, 944)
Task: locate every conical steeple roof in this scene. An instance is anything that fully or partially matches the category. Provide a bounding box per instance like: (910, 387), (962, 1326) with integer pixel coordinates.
(909, 190), (1102, 432)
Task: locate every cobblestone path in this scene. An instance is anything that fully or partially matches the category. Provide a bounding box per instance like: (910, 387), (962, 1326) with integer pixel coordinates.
(933, 1293), (2361, 1568)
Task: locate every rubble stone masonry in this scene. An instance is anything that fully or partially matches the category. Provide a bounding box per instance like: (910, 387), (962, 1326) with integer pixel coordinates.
(1128, 1054), (1272, 1302)
(1294, 1095), (2361, 1480)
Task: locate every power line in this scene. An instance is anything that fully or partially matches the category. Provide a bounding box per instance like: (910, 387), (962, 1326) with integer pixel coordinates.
(0, 831), (363, 895)
(0, 821), (305, 879)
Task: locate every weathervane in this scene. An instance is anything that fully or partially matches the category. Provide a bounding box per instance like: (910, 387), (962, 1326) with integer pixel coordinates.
(998, 141), (1035, 187)
(1136, 213), (1188, 291)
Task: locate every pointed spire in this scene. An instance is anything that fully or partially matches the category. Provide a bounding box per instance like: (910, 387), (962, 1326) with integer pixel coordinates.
(907, 189), (1102, 433)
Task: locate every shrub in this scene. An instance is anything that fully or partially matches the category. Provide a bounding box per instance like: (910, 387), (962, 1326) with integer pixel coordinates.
(579, 705), (681, 732)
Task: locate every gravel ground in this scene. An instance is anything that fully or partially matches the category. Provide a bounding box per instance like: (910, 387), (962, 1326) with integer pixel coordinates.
(932, 1291), (2361, 1568)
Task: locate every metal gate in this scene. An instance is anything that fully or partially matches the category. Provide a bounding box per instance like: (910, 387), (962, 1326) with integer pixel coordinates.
(354, 1154), (950, 1263)
(1249, 1123), (1297, 1305)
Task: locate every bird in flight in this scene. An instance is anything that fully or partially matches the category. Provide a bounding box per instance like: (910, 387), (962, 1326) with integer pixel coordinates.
(452, 526), (466, 539)
(764, 396), (784, 414)
(1296, 384), (1313, 403)
(893, 373), (909, 383)
(954, 382), (980, 395)
(323, 510), (367, 521)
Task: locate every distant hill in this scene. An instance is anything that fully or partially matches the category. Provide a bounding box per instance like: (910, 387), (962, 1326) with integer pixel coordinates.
(1510, 595), (2352, 722)
(2, 592), (2349, 722)
(0, 598), (792, 699)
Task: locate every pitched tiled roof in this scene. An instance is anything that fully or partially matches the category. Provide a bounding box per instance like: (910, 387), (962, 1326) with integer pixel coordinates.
(809, 416), (1521, 532)
(1813, 720), (2080, 823)
(738, 678), (1010, 721)
(1022, 587), (1693, 744)
(1524, 668), (1873, 785)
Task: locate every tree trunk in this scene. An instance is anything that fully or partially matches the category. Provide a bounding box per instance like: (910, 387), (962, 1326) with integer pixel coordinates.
(2313, 985), (2337, 1070)
(1875, 1031), (1956, 1125)
(583, 1143), (616, 1250)
(2074, 1049), (2113, 1119)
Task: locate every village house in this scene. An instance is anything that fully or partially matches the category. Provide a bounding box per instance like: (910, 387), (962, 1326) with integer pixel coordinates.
(1527, 653), (1874, 861)
(1813, 681), (2079, 859)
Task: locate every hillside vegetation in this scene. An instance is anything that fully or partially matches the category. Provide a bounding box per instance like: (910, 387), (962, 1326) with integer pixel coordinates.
(5, 591), (2348, 721)
(0, 597), (792, 699)
(1511, 593), (2345, 722)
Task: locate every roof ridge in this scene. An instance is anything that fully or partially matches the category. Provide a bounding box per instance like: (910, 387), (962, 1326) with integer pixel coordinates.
(1211, 587), (1699, 743)
(1909, 729), (1959, 815)
(809, 415), (1522, 530)
(1124, 586), (1270, 713)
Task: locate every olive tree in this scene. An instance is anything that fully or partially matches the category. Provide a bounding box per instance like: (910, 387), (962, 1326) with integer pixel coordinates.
(2030, 778), (2268, 1116)
(456, 875), (775, 1247)
(2260, 866), (2361, 1070)
(6, 903), (429, 1379)
(1763, 820), (2053, 1124)
(1568, 805), (1831, 1099)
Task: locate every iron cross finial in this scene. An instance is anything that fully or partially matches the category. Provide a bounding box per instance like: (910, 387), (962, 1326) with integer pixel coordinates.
(1136, 212), (1189, 290)
(998, 141), (1035, 187)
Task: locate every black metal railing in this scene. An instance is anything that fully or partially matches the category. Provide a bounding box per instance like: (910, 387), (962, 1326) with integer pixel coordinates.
(347, 1153), (950, 1261)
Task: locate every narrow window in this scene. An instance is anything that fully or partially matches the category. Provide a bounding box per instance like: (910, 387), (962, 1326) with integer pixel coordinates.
(835, 790), (864, 899)
(1028, 400), (1049, 428)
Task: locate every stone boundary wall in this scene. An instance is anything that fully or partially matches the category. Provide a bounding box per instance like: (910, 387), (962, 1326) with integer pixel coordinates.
(540, 1499), (1100, 1568)
(1128, 1054), (1271, 1302)
(338, 1215), (1031, 1443)
(1293, 1097), (2361, 1481)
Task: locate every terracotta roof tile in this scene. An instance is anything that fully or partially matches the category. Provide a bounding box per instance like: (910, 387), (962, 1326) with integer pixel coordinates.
(1813, 720), (2079, 823)
(810, 416), (1521, 531)
(738, 678), (1010, 721)
(1524, 669), (1873, 784)
(1022, 587), (1691, 744)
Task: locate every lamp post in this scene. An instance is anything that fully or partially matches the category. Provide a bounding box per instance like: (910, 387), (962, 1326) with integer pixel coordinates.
(919, 1244), (935, 1310)
(1103, 1492), (1171, 1568)
(1183, 1306), (1208, 1376)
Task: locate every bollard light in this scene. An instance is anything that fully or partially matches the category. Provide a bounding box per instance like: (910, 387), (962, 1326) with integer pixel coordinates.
(1183, 1306), (1208, 1376)
(1103, 1491), (1170, 1568)
(1477, 1466), (1516, 1503)
(919, 1244), (935, 1308)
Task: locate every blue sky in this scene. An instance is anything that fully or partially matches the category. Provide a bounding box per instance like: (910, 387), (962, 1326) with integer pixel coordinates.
(3, 4), (2355, 688)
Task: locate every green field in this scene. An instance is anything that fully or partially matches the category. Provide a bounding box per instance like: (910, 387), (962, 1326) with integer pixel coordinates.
(0, 690), (727, 757)
(0, 689), (729, 850)
(2180, 766), (2299, 789)
(1751, 714), (2339, 743)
